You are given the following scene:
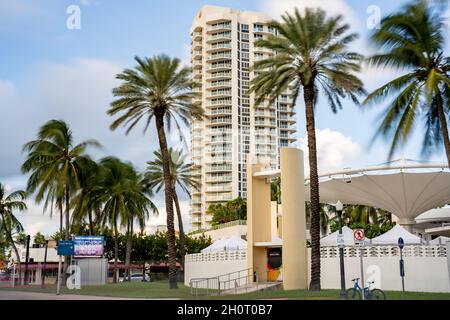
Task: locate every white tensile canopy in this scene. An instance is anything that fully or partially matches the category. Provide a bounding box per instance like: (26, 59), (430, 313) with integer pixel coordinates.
(201, 236), (247, 253)
(305, 161), (450, 223)
(415, 207), (450, 223)
(371, 225), (423, 245)
(201, 238), (226, 253)
(320, 226), (371, 246)
(429, 236), (450, 245)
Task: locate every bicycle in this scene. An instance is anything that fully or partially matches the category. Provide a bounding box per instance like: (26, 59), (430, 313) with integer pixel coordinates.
(346, 278), (386, 300)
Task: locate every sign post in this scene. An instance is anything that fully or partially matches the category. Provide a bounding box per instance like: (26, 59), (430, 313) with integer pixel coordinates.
(354, 229), (366, 300)
(398, 237), (405, 297)
(12, 264), (16, 288)
(56, 240), (74, 295)
(56, 256), (62, 295)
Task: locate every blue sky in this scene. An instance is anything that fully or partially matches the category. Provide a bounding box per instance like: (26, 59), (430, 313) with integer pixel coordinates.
(1, 0), (449, 236)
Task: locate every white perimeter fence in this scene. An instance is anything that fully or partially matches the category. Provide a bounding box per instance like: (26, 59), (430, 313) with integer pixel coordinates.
(185, 244), (450, 293)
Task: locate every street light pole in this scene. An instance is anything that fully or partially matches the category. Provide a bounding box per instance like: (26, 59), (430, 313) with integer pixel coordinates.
(336, 201), (346, 299)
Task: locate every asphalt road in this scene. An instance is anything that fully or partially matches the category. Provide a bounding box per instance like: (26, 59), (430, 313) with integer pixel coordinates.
(0, 290), (148, 300)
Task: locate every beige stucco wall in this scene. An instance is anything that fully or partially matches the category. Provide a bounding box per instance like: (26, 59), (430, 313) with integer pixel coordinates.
(280, 148), (308, 290)
(246, 161), (272, 283)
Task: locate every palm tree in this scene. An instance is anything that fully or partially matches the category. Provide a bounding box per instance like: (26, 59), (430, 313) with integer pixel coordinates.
(97, 157), (157, 282)
(107, 55), (203, 288)
(364, 0), (450, 165)
(343, 205), (392, 227)
(71, 160), (102, 235)
(144, 148), (200, 270)
(123, 171), (157, 282)
(250, 8), (365, 290)
(22, 120), (100, 282)
(0, 183), (27, 282)
(305, 203), (334, 236)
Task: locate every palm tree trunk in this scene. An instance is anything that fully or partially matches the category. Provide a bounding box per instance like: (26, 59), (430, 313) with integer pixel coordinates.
(304, 83), (321, 291)
(88, 211), (94, 235)
(155, 113), (178, 289)
(129, 222), (133, 281)
(1, 215), (22, 284)
(59, 205), (63, 234)
(10, 239), (21, 285)
(172, 189), (186, 270)
(437, 98), (450, 168)
(113, 227), (119, 283)
(95, 207), (101, 231)
(62, 185), (70, 285)
(125, 220), (131, 281)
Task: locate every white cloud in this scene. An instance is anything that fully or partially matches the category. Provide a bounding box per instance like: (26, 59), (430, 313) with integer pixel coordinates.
(360, 64), (404, 92)
(0, 59), (144, 236)
(15, 200), (60, 238)
(145, 200), (191, 234)
(444, 5), (450, 32)
(0, 57), (164, 176)
(300, 128), (362, 174)
(1, 57), (195, 236)
(260, 0), (361, 29)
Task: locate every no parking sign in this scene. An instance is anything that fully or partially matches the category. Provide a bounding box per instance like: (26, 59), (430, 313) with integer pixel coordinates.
(354, 229), (365, 244)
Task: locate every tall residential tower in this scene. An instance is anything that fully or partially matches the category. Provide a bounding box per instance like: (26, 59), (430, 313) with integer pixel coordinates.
(189, 6), (297, 230)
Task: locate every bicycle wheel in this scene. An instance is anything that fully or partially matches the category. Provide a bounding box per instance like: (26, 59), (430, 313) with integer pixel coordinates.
(346, 288), (361, 300)
(370, 289), (386, 300)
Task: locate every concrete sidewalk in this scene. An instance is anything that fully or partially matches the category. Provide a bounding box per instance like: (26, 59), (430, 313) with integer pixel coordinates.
(0, 290), (176, 300)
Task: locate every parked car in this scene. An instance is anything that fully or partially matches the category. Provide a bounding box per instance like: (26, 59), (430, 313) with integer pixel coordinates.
(119, 273), (150, 283)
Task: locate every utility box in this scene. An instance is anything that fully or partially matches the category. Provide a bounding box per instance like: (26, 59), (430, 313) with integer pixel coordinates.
(73, 258), (108, 286)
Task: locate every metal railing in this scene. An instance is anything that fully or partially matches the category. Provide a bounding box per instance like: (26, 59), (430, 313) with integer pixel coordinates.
(190, 268), (255, 296)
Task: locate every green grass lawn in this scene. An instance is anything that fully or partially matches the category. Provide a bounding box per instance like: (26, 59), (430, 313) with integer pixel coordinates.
(2, 281), (450, 300)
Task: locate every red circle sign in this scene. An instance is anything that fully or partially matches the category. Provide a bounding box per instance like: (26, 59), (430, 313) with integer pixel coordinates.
(354, 229), (365, 241)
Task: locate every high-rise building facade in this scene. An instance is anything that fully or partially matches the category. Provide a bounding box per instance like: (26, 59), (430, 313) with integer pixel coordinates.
(189, 6), (297, 230)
